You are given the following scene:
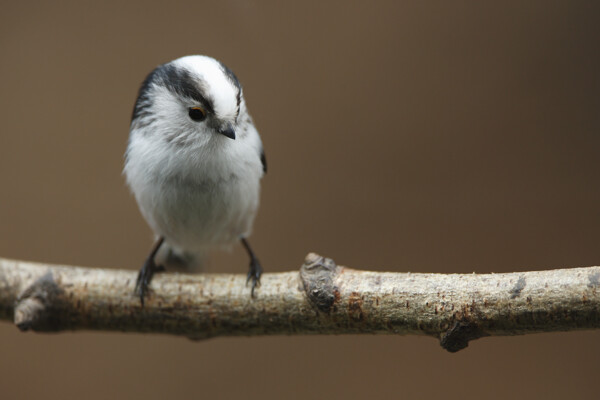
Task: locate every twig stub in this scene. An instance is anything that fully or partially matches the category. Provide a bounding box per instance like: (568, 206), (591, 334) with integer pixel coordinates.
(299, 253), (340, 313)
(440, 321), (489, 352)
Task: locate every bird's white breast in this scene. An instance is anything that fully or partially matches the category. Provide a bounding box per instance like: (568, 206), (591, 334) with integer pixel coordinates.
(125, 129), (263, 257)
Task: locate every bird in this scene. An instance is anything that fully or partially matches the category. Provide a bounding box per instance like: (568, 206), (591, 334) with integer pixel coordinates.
(124, 55), (266, 305)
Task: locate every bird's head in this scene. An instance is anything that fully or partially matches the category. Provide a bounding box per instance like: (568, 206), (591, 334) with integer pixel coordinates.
(131, 55), (245, 146)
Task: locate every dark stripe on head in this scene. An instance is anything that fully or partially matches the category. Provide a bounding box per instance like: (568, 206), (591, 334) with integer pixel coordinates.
(132, 62), (214, 122)
(217, 61), (241, 92)
(217, 61), (242, 115)
(131, 67), (159, 121)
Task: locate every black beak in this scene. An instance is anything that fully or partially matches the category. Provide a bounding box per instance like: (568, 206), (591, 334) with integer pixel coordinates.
(218, 124), (236, 140)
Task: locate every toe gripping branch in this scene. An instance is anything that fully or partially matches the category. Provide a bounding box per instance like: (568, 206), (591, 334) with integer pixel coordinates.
(135, 237), (165, 306)
(241, 238), (262, 297)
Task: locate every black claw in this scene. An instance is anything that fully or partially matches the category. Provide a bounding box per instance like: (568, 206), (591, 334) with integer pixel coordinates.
(135, 258), (161, 306)
(135, 237), (165, 307)
(246, 257), (263, 298)
(241, 238), (263, 298)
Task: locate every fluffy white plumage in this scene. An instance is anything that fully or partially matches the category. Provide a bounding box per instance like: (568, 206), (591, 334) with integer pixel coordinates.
(124, 55), (265, 275)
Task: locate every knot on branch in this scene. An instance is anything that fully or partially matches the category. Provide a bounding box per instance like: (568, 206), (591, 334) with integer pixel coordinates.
(14, 272), (65, 332)
(440, 320), (489, 353)
(300, 253), (340, 313)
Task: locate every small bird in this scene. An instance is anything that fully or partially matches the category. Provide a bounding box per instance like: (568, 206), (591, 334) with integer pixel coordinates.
(124, 55), (266, 305)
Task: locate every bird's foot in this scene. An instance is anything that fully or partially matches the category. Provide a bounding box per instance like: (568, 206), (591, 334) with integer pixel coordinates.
(246, 256), (263, 298)
(135, 257), (165, 307)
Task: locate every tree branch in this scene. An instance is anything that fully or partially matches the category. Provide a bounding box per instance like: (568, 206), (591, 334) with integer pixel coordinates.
(1, 253), (599, 352)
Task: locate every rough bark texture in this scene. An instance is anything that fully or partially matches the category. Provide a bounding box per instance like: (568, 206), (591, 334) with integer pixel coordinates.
(1, 253), (599, 352)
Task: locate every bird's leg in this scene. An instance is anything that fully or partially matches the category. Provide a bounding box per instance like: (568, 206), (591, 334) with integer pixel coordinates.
(241, 238), (262, 297)
(135, 237), (165, 306)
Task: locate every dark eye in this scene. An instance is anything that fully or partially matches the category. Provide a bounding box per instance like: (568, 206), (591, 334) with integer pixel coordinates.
(188, 107), (206, 122)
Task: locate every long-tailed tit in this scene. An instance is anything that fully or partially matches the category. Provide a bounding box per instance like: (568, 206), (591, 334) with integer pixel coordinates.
(124, 55), (266, 305)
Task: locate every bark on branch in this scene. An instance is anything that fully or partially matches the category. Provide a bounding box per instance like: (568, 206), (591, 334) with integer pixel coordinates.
(1, 253), (599, 352)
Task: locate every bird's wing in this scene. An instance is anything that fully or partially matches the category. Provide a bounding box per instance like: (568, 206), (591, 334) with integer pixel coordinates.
(260, 149), (267, 174)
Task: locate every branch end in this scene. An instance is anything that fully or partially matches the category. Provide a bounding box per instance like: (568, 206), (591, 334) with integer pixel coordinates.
(14, 297), (45, 331)
(14, 272), (64, 332)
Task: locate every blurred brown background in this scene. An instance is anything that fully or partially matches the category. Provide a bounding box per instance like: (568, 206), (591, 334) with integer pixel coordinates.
(1, 1), (599, 399)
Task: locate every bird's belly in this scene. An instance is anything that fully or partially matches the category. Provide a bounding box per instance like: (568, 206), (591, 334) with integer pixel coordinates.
(138, 173), (260, 253)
